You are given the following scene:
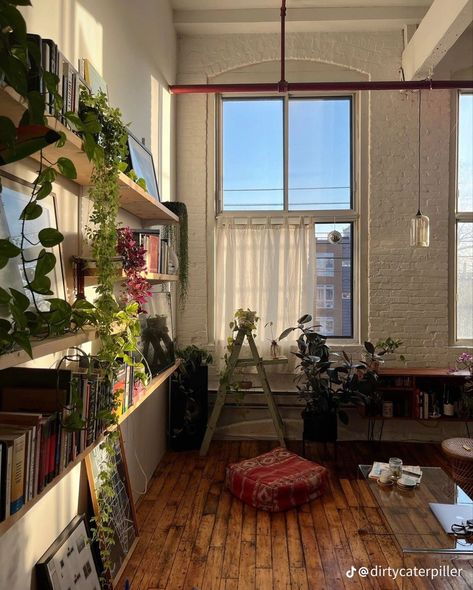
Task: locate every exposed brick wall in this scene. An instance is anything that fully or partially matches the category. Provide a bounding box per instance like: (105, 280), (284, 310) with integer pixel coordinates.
(175, 31), (471, 367)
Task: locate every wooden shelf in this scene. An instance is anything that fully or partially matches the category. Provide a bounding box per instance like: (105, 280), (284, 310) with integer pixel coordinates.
(0, 360), (180, 536)
(84, 268), (178, 283)
(0, 329), (97, 371)
(0, 85), (179, 223)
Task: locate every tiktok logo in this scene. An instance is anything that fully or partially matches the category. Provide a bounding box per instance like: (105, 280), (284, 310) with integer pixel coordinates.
(346, 566), (357, 578)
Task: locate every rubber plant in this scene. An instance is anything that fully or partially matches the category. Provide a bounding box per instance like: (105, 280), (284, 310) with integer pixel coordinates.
(163, 201), (188, 307)
(0, 0), (97, 357)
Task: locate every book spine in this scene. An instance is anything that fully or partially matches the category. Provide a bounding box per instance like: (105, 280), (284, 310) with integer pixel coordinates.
(9, 435), (26, 514)
(4, 446), (12, 519)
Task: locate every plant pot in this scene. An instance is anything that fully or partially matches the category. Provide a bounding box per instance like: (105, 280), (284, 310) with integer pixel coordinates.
(302, 410), (338, 442)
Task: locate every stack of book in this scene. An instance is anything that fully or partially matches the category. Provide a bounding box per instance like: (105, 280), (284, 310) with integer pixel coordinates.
(133, 229), (173, 275)
(0, 364), (134, 521)
(26, 34), (90, 121)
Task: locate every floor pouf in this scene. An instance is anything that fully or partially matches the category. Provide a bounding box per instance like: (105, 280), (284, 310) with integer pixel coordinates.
(225, 447), (328, 512)
(441, 437), (473, 500)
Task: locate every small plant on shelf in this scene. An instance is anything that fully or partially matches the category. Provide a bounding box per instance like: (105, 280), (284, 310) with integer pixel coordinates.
(116, 226), (152, 313)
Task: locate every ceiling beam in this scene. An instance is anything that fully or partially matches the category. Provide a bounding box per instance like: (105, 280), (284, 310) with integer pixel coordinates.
(174, 6), (428, 34)
(402, 0), (473, 80)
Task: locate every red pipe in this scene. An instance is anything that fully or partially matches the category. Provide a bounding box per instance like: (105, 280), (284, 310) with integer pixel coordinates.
(170, 80), (473, 94)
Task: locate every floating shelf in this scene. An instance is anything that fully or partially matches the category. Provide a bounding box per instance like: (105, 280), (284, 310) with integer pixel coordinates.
(83, 268), (178, 284)
(0, 329), (98, 371)
(0, 360), (180, 536)
(0, 85), (179, 223)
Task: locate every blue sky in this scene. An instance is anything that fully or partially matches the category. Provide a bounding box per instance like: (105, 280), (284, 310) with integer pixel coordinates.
(222, 97), (351, 211)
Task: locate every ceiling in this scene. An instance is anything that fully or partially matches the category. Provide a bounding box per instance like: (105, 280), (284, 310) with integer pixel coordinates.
(172, 0), (434, 34)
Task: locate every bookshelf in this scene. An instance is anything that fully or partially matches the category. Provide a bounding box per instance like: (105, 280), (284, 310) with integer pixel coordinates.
(0, 359), (180, 536)
(0, 85), (179, 223)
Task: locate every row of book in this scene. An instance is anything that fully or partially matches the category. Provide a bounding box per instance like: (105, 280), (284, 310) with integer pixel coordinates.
(133, 229), (176, 276)
(0, 364), (137, 522)
(27, 34), (91, 119)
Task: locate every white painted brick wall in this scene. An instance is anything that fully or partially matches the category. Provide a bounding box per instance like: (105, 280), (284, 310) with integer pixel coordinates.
(175, 31), (472, 369)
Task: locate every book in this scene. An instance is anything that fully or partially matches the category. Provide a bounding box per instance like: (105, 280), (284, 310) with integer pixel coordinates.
(368, 462), (422, 483)
(148, 235), (160, 274)
(0, 413), (42, 501)
(0, 429), (27, 514)
(0, 442), (12, 521)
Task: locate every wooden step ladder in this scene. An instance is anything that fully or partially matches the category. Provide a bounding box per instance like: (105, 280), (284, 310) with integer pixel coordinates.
(200, 327), (287, 456)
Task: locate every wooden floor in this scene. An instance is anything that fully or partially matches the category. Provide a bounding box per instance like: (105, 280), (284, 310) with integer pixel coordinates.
(118, 441), (473, 590)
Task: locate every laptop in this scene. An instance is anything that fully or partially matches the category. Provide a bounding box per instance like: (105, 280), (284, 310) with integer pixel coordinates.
(429, 502), (473, 533)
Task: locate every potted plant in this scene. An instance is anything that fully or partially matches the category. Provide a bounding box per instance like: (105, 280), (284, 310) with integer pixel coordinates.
(169, 345), (213, 450)
(279, 315), (366, 442)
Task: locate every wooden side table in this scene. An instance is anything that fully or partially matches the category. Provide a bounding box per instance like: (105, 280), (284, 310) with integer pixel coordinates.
(441, 437), (473, 499)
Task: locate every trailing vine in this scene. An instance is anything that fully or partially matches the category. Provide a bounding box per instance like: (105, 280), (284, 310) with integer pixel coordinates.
(0, 0), (96, 357)
(163, 201), (188, 307)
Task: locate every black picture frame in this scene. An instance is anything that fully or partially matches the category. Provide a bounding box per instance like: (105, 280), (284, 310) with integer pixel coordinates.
(127, 131), (160, 201)
(36, 515), (101, 590)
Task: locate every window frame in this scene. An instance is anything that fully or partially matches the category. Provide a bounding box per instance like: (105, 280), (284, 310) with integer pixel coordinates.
(451, 90), (473, 345)
(214, 91), (367, 345)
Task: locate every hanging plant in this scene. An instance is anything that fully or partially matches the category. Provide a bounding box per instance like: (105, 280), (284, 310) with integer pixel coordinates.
(163, 201), (188, 307)
(116, 226), (152, 313)
(0, 1), (97, 357)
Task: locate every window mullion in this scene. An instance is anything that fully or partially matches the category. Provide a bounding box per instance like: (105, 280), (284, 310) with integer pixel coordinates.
(284, 94), (289, 212)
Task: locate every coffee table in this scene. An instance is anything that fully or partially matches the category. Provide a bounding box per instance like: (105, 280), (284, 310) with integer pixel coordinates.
(359, 465), (473, 555)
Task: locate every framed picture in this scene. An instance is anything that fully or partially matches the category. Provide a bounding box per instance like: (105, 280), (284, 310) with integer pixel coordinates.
(127, 131), (160, 201)
(85, 429), (138, 585)
(0, 172), (66, 315)
(36, 515), (101, 590)
(139, 289), (175, 376)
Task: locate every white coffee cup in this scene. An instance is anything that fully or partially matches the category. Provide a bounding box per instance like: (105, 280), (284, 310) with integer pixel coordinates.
(379, 469), (392, 484)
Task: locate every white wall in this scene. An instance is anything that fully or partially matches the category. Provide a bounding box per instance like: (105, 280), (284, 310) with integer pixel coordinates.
(175, 31), (471, 366)
(0, 2), (177, 588)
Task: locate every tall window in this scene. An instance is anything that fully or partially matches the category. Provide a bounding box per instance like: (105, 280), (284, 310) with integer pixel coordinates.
(220, 96), (355, 338)
(456, 93), (473, 342)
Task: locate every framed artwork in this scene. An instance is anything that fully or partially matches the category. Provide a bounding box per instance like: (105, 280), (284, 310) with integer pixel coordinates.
(127, 131), (160, 201)
(85, 429), (138, 585)
(139, 289), (175, 376)
(36, 515), (101, 590)
(0, 172), (65, 315)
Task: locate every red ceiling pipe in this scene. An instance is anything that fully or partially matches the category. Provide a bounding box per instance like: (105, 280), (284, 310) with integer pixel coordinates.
(170, 80), (473, 94)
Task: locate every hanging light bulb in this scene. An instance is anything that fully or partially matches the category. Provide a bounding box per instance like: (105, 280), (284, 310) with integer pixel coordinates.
(410, 90), (430, 247)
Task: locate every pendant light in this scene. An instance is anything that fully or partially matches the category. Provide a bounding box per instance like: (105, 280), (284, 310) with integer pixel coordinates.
(410, 90), (430, 247)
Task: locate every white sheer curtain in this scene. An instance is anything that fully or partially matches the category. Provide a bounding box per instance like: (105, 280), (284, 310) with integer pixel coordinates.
(215, 217), (316, 365)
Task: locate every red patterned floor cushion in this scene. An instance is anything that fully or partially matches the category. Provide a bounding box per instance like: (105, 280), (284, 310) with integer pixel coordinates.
(225, 447), (328, 512)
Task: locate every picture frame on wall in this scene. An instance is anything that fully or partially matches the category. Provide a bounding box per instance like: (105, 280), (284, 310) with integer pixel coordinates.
(127, 131), (160, 201)
(0, 172), (66, 316)
(36, 515), (101, 590)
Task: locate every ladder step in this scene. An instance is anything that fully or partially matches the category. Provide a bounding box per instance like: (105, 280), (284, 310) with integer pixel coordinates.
(236, 357), (288, 367)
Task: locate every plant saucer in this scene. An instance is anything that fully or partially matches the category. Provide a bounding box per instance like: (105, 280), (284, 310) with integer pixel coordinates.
(377, 478), (394, 488)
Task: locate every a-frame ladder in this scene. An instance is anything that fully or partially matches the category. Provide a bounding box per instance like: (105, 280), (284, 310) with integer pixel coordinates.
(200, 327), (287, 456)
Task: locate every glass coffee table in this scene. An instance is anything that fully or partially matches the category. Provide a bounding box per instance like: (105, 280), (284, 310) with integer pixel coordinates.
(359, 465), (473, 555)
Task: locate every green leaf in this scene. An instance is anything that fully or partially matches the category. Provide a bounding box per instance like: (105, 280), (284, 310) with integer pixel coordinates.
(7, 1), (33, 7)
(82, 134), (97, 161)
(278, 327), (294, 341)
(0, 53), (28, 95)
(56, 131), (66, 148)
(47, 298), (71, 314)
(12, 332), (33, 358)
(0, 117), (17, 148)
(9, 302), (27, 329)
(73, 299), (95, 310)
(64, 112), (84, 131)
(35, 250), (56, 277)
(26, 91), (46, 125)
(57, 157), (77, 179)
(0, 256), (8, 270)
(0, 287), (11, 304)
(43, 70), (59, 93)
(36, 181), (53, 200)
(117, 161), (128, 173)
(0, 238), (21, 258)
(1, 4), (27, 44)
(10, 288), (30, 312)
(297, 314), (312, 324)
(28, 275), (53, 295)
(38, 227), (63, 247)
(137, 178), (147, 190)
(81, 111), (101, 134)
(37, 167), (56, 184)
(20, 202), (42, 220)
(0, 319), (12, 332)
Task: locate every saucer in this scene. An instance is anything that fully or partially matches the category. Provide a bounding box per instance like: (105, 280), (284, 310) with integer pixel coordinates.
(397, 475), (417, 488)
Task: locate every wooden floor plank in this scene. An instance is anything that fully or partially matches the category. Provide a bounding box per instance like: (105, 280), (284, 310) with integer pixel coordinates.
(116, 440), (473, 590)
